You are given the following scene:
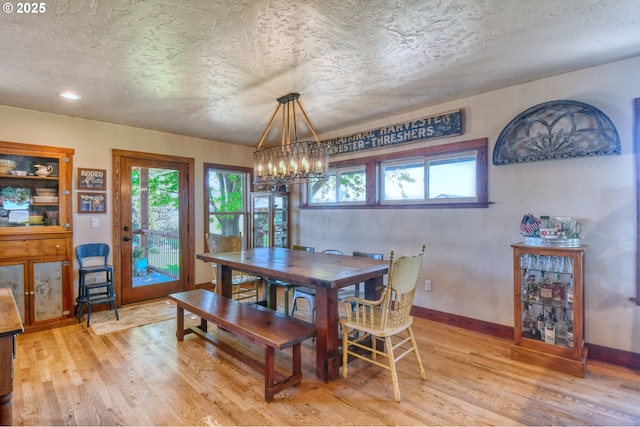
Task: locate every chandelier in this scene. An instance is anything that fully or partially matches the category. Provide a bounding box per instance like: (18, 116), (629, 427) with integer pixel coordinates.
(253, 93), (330, 188)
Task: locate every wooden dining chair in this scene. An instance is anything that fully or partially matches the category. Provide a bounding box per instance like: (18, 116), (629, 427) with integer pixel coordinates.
(291, 249), (343, 322)
(268, 245), (315, 315)
(340, 244), (426, 402)
(205, 233), (260, 303)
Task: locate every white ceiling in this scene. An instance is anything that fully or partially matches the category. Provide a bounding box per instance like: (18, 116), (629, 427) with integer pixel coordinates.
(1, 0), (639, 148)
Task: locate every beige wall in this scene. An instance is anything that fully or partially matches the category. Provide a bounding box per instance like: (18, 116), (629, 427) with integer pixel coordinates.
(299, 56), (640, 353)
(1, 55), (638, 353)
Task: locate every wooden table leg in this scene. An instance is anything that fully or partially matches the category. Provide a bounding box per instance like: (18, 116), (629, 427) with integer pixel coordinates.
(268, 280), (277, 310)
(176, 305), (184, 341)
(314, 287), (340, 382)
(0, 392), (11, 426)
(216, 264), (233, 298)
(364, 276), (383, 300)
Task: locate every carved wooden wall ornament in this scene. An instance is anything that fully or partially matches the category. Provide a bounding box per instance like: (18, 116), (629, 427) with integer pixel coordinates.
(493, 100), (620, 165)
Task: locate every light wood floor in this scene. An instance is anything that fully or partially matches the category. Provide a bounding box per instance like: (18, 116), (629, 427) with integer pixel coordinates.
(11, 298), (640, 426)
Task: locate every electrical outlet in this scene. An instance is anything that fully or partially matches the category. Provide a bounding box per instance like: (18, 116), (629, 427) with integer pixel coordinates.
(91, 218), (99, 228)
(425, 280), (432, 291)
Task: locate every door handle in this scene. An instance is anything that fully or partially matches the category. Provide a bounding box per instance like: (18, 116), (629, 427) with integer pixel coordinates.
(124, 226), (130, 231)
(123, 237), (131, 242)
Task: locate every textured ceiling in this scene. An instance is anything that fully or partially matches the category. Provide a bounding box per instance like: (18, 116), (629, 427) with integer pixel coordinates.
(1, 0), (639, 148)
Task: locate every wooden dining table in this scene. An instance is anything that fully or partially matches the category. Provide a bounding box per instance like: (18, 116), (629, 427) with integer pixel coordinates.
(196, 247), (389, 382)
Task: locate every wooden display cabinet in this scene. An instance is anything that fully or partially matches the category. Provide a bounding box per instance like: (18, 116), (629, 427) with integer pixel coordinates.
(250, 191), (290, 249)
(0, 141), (74, 330)
(511, 243), (587, 377)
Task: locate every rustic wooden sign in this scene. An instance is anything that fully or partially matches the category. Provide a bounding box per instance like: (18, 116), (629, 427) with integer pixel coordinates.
(325, 109), (462, 156)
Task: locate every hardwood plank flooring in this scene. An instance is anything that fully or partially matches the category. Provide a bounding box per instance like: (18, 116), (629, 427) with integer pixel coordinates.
(11, 299), (640, 426)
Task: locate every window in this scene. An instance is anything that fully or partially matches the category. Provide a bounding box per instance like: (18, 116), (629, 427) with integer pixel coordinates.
(381, 152), (478, 203)
(302, 138), (488, 209)
(381, 158), (425, 202)
(204, 164), (251, 245)
(308, 166), (366, 205)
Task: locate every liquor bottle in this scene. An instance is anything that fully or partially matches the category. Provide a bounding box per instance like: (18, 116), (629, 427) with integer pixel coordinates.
(536, 311), (546, 340)
(567, 318), (574, 348)
(521, 269), (528, 301)
(527, 274), (539, 303)
(556, 309), (568, 346)
(552, 273), (565, 305)
(566, 277), (574, 309)
(544, 310), (556, 344)
(539, 272), (553, 304)
(522, 303), (534, 338)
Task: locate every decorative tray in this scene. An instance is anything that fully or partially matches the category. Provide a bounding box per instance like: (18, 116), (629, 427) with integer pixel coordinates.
(523, 236), (581, 248)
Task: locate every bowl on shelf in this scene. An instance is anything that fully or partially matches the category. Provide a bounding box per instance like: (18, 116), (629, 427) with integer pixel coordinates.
(35, 188), (57, 196)
(32, 196), (58, 204)
(28, 214), (43, 223)
(0, 159), (16, 175)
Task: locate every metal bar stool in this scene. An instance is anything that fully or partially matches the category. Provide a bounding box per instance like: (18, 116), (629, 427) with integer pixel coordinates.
(75, 243), (119, 326)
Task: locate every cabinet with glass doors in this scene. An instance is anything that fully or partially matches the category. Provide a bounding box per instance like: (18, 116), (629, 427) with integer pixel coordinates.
(0, 141), (74, 329)
(511, 243), (587, 377)
(250, 192), (289, 248)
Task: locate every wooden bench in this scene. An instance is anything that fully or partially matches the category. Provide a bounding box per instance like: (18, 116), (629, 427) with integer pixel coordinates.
(168, 289), (316, 402)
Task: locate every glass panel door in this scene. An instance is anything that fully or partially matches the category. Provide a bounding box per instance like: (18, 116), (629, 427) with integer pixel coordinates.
(0, 263), (26, 322)
(252, 194), (270, 248)
(273, 194), (288, 248)
(33, 261), (62, 322)
(117, 156), (190, 304)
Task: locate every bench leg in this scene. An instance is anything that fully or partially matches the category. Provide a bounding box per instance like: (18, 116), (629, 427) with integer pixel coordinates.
(264, 346), (276, 402)
(263, 343), (304, 402)
(292, 342), (302, 379)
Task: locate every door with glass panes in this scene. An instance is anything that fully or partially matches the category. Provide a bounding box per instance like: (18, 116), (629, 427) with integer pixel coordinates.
(250, 192), (289, 248)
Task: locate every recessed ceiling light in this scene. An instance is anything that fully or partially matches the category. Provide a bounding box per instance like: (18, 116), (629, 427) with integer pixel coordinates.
(57, 92), (82, 100)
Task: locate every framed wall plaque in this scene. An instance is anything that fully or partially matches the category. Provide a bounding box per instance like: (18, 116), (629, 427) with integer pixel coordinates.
(78, 192), (106, 214)
(78, 167), (106, 190)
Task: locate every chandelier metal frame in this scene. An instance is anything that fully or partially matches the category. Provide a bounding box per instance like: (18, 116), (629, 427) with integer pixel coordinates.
(253, 93), (330, 188)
